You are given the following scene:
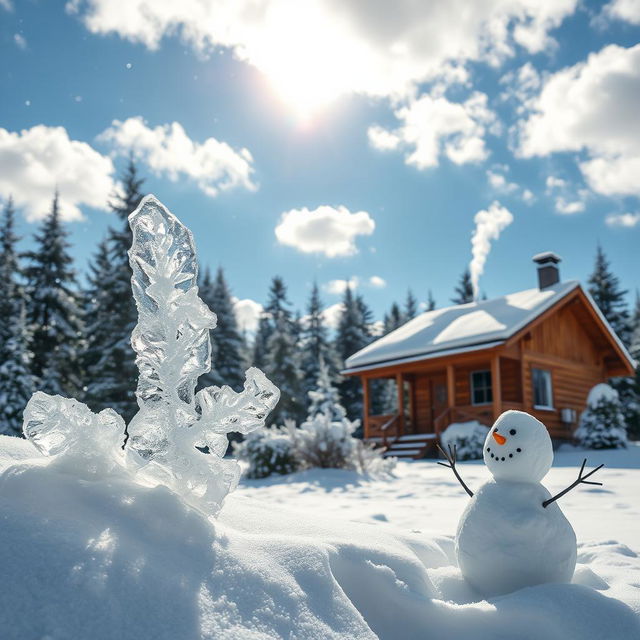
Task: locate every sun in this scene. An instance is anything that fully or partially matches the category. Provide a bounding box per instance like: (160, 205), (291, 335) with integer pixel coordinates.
(253, 4), (361, 122)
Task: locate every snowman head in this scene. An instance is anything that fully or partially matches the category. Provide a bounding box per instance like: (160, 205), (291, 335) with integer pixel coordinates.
(483, 410), (553, 483)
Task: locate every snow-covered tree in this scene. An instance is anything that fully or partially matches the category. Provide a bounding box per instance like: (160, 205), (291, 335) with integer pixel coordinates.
(619, 293), (640, 439)
(588, 245), (630, 344)
(426, 289), (436, 311)
(264, 276), (305, 424)
(0, 197), (23, 343)
(452, 268), (474, 304)
(252, 313), (271, 371)
(199, 267), (245, 391)
(301, 283), (337, 398)
(405, 289), (418, 320)
(287, 365), (395, 475)
(575, 384), (627, 449)
(336, 286), (373, 420)
(383, 302), (404, 334)
(23, 193), (84, 396)
(307, 359), (346, 422)
(83, 160), (144, 420)
(0, 299), (34, 436)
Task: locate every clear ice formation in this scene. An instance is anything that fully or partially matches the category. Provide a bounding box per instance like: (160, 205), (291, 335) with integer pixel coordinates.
(22, 194), (279, 517)
(23, 392), (126, 476)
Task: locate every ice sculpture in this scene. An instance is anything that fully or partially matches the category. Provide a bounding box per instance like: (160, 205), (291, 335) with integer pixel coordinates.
(23, 392), (126, 476)
(126, 195), (280, 515)
(22, 194), (279, 517)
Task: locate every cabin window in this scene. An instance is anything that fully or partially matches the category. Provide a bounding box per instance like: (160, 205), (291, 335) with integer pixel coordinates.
(532, 368), (554, 409)
(471, 370), (493, 405)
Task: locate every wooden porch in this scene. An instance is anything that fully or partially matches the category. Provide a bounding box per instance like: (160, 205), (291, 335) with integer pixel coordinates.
(360, 349), (525, 458)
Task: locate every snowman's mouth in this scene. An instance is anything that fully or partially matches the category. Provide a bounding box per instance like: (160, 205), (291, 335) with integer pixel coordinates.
(486, 445), (523, 461)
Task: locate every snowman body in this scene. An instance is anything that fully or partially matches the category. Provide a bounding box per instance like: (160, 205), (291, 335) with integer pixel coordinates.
(455, 411), (577, 598)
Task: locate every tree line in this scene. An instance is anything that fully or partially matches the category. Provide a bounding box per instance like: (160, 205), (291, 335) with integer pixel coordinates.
(0, 160), (639, 437)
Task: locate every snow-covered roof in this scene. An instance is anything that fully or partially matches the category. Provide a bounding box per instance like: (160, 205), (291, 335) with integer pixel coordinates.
(344, 281), (584, 373)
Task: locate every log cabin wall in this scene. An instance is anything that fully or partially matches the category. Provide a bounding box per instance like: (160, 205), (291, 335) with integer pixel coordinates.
(518, 301), (606, 437)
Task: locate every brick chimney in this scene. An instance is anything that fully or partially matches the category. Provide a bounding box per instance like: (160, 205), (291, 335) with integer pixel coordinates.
(533, 252), (561, 289)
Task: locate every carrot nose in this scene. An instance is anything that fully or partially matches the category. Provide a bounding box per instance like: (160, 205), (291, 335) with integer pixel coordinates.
(492, 432), (507, 445)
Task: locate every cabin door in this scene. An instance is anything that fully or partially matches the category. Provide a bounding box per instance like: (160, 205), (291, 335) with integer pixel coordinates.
(430, 375), (448, 427)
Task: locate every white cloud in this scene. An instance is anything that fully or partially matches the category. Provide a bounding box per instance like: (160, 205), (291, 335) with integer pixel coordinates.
(0, 0), (12, 11)
(322, 303), (344, 330)
(522, 189), (535, 203)
(369, 276), (386, 289)
(274, 205), (375, 257)
(555, 197), (585, 215)
(70, 0), (577, 106)
(545, 175), (589, 215)
(518, 44), (640, 197)
(324, 277), (359, 296)
(13, 33), (27, 50)
(469, 201), (514, 298)
(232, 297), (263, 333)
(605, 212), (640, 228)
(99, 117), (256, 198)
(487, 169), (518, 194)
(369, 91), (495, 169)
(0, 125), (115, 221)
(604, 0), (640, 24)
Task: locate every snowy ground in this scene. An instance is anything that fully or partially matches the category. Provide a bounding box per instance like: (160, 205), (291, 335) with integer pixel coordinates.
(1, 436), (639, 640)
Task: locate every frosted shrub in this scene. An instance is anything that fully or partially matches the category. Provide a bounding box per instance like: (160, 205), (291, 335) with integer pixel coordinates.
(441, 421), (490, 460)
(575, 383), (627, 449)
(233, 427), (299, 479)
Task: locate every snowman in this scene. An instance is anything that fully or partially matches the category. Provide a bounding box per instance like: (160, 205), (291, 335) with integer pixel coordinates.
(438, 410), (603, 598)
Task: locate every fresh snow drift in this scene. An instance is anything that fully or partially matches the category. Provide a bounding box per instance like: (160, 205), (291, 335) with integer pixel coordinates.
(455, 411), (580, 597)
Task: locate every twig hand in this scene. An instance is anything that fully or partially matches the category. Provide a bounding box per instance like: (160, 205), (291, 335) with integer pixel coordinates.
(543, 458), (604, 508)
(437, 443), (474, 498)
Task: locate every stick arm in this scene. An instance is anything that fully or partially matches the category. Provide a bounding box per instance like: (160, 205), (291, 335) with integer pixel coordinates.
(542, 458), (604, 508)
(437, 443), (474, 498)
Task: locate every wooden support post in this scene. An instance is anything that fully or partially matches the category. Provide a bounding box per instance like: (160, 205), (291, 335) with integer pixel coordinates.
(491, 355), (502, 422)
(396, 372), (404, 437)
(362, 377), (370, 440)
(446, 365), (455, 409)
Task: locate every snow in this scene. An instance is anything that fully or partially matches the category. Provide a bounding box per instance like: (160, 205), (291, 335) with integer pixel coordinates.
(345, 281), (579, 370)
(587, 383), (620, 406)
(2, 434), (640, 639)
(440, 420), (489, 460)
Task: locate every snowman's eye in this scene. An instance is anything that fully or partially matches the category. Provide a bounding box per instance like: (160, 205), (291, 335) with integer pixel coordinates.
(509, 429), (516, 436)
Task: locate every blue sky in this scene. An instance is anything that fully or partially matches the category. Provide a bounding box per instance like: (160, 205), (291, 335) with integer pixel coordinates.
(1, 0), (639, 330)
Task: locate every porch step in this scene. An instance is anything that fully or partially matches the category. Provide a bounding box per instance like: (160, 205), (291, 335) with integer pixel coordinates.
(369, 432), (439, 460)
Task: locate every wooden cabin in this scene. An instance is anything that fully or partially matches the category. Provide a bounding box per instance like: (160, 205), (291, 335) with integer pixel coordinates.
(342, 254), (635, 459)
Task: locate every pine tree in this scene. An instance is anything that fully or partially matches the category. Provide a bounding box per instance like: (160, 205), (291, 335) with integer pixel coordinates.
(575, 385), (627, 449)
(264, 276), (305, 424)
(0, 197), (23, 347)
(0, 300), (34, 435)
(252, 314), (272, 371)
(426, 289), (436, 311)
(383, 302), (404, 334)
(405, 289), (418, 320)
(24, 193), (84, 396)
(451, 268), (474, 304)
(336, 286), (373, 420)
(588, 244), (630, 344)
(83, 160), (144, 420)
(301, 283), (337, 398)
(306, 358), (347, 422)
(621, 293), (640, 439)
(200, 266), (245, 391)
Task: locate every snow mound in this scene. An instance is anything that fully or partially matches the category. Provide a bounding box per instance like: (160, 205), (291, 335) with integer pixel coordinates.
(1, 436), (640, 640)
